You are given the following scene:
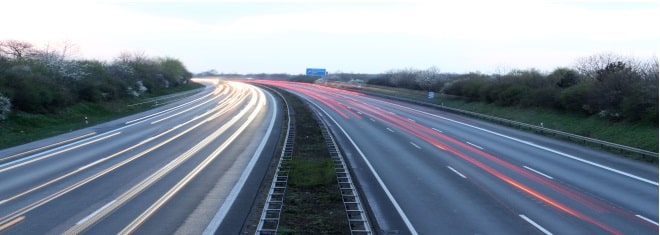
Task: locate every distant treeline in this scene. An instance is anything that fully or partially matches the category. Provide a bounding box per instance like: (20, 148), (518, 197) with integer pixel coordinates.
(221, 53), (657, 125)
(0, 40), (192, 119)
(367, 54), (658, 124)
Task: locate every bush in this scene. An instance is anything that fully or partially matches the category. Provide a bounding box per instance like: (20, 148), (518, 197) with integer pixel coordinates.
(549, 67), (582, 88)
(496, 85), (528, 106)
(559, 83), (594, 113)
(522, 87), (560, 108)
(366, 75), (394, 87)
(441, 60), (657, 125)
(289, 75), (319, 83)
(0, 41), (193, 115)
(0, 92), (10, 120)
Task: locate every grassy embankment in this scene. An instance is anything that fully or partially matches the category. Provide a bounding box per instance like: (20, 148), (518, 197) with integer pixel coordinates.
(0, 83), (203, 149)
(277, 89), (350, 234)
(358, 85), (658, 158)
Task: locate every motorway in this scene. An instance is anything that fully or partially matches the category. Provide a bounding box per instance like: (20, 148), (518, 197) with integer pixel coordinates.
(0, 79), (281, 234)
(255, 80), (658, 235)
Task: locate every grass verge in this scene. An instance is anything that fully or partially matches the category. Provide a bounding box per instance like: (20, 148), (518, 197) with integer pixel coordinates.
(277, 89), (350, 234)
(0, 83), (203, 149)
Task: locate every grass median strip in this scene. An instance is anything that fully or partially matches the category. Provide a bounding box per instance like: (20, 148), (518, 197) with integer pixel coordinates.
(277, 90), (350, 234)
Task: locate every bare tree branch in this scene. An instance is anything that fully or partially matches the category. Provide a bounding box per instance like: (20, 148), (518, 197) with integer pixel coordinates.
(0, 40), (35, 59)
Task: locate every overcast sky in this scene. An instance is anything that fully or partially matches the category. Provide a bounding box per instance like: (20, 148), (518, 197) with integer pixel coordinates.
(1, 1), (657, 74)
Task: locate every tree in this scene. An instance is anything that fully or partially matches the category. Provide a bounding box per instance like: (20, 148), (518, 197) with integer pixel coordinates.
(366, 74), (394, 87)
(31, 40), (82, 79)
(158, 57), (191, 86)
(636, 55), (659, 83)
(196, 69), (219, 77)
(590, 61), (642, 119)
(116, 50), (149, 65)
(416, 66), (440, 92)
(0, 40), (35, 60)
(574, 53), (623, 79)
(388, 68), (420, 90)
(549, 68), (582, 88)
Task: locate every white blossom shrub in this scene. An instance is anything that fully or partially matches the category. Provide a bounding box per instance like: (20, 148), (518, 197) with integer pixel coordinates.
(0, 93), (11, 121)
(137, 80), (148, 93)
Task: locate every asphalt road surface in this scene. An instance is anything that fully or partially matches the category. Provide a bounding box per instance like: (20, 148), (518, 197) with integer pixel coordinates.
(255, 80), (658, 235)
(0, 79), (281, 234)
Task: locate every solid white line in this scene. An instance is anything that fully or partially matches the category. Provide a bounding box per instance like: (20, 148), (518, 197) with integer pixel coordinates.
(523, 166), (554, 179)
(371, 98), (658, 186)
(203, 87), (278, 234)
(68, 83), (257, 234)
(1, 132), (96, 161)
(1, 87), (234, 230)
(636, 214), (659, 226)
(431, 128), (443, 133)
(447, 166), (467, 178)
(77, 200), (116, 225)
(303, 96), (418, 235)
(1, 88), (213, 171)
(520, 214), (553, 235)
(125, 92), (213, 125)
(466, 141), (483, 150)
(386, 127), (395, 133)
(0, 132), (121, 173)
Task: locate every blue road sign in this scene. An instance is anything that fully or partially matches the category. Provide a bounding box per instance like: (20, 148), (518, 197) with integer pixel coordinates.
(306, 68), (327, 76)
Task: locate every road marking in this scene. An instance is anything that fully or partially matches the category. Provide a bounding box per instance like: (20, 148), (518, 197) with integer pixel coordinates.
(6, 106), (216, 231)
(431, 128), (443, 133)
(407, 118), (415, 122)
(0, 216), (24, 232)
(1, 103), (230, 206)
(520, 214), (553, 235)
(67, 83), (263, 234)
(1, 132), (95, 162)
(126, 92), (214, 125)
(0, 132), (121, 173)
(203, 88), (278, 234)
(77, 200), (116, 225)
(386, 127), (395, 133)
(357, 111), (363, 115)
(523, 166), (554, 179)
(466, 141), (483, 150)
(369, 118), (375, 122)
(304, 97), (418, 235)
(410, 142), (421, 149)
(375, 98), (659, 186)
(0, 86), (243, 229)
(636, 214), (659, 226)
(447, 166), (467, 178)
(0, 88), (213, 170)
